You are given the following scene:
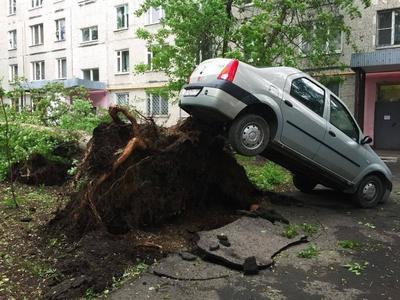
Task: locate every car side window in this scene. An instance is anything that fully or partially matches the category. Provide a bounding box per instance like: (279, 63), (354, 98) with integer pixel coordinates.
(329, 95), (359, 141)
(290, 77), (325, 117)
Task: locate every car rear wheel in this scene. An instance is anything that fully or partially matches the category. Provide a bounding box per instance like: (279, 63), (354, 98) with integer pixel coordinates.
(228, 114), (270, 156)
(353, 175), (384, 208)
(293, 175), (317, 193)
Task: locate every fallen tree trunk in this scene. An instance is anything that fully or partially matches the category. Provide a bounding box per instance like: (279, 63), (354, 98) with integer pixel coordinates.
(51, 106), (259, 236)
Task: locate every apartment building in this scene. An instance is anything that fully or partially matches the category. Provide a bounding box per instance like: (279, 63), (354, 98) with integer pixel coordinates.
(1, 1), (400, 148)
(0, 0), (186, 126)
(320, 0), (399, 150)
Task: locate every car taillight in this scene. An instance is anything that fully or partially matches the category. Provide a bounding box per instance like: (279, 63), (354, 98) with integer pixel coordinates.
(217, 59), (239, 81)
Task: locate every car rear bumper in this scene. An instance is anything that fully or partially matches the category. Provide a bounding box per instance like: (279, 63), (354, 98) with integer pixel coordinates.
(179, 86), (246, 123)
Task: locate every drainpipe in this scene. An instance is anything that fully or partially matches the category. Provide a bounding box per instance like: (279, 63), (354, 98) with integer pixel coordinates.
(354, 68), (366, 131)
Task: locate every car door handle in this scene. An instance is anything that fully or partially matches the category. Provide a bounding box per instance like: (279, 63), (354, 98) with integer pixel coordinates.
(284, 100), (293, 107)
(328, 130), (336, 137)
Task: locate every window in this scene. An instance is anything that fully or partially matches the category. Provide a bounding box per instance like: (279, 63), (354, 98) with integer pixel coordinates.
(116, 50), (129, 73)
(8, 0), (16, 15)
(147, 94), (168, 116)
(55, 18), (65, 41)
(116, 4), (128, 29)
(32, 61), (45, 80)
(81, 26), (98, 42)
(9, 64), (18, 81)
(8, 30), (17, 50)
(146, 7), (164, 25)
(31, 24), (44, 45)
(57, 58), (67, 79)
(290, 77), (325, 117)
(147, 49), (153, 70)
(377, 9), (400, 47)
(378, 84), (400, 102)
(300, 30), (342, 54)
(31, 0), (42, 8)
(326, 81), (340, 97)
(116, 93), (129, 106)
(329, 31), (342, 53)
(82, 68), (99, 81)
(329, 95), (359, 141)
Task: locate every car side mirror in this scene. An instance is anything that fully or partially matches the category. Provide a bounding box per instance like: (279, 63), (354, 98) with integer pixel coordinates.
(361, 136), (373, 145)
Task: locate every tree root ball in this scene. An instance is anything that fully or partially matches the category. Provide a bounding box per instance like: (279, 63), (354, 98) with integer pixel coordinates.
(51, 107), (259, 236)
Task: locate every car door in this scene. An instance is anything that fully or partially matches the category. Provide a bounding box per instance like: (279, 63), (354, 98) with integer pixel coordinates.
(314, 94), (366, 181)
(280, 75), (328, 159)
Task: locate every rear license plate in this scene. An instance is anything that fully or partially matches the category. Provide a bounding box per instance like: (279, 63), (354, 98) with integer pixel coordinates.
(184, 88), (202, 97)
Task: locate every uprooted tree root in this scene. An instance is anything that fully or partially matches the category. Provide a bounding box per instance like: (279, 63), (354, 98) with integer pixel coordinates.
(51, 106), (259, 236)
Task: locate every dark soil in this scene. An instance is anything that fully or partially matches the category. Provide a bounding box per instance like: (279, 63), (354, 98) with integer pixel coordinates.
(9, 141), (82, 186)
(10, 153), (71, 186)
(51, 107), (259, 236)
(43, 107), (261, 299)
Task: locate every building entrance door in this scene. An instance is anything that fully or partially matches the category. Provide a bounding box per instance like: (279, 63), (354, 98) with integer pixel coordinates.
(374, 84), (400, 150)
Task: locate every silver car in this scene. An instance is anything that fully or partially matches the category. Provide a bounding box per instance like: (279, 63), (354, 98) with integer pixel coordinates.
(179, 58), (393, 208)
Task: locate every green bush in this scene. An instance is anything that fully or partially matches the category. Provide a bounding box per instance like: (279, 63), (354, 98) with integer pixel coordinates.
(0, 122), (73, 180)
(59, 99), (109, 133)
(0, 82), (113, 180)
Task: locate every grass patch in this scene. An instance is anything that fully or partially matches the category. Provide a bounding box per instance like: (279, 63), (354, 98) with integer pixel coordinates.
(338, 240), (361, 250)
(281, 224), (299, 239)
(344, 261), (369, 275)
(297, 243), (318, 258)
(236, 155), (291, 191)
(300, 223), (318, 236)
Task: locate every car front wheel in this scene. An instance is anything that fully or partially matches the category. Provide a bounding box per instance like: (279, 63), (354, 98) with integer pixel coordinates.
(353, 175), (385, 208)
(293, 174), (317, 193)
(228, 114), (270, 156)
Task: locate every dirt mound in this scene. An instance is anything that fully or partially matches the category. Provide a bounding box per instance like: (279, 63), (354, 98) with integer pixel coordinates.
(52, 107), (259, 236)
(10, 153), (71, 186)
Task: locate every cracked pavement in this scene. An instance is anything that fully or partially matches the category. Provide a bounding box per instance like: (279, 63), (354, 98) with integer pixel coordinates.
(110, 158), (400, 300)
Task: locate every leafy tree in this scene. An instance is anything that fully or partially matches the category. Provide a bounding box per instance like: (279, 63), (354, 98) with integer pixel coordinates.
(0, 87), (18, 207)
(135, 0), (371, 92)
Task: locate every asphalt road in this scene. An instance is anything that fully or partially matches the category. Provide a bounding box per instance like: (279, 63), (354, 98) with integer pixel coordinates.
(110, 159), (400, 300)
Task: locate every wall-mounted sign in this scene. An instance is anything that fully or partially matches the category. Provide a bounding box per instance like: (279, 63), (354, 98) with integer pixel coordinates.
(384, 115), (391, 120)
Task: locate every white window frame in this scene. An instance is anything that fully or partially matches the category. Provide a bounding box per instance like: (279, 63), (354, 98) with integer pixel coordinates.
(8, 30), (17, 50)
(56, 58), (67, 79)
(116, 50), (129, 74)
(115, 92), (130, 106)
(82, 68), (99, 81)
(147, 93), (169, 116)
(300, 30), (342, 54)
(31, 0), (43, 9)
(327, 31), (343, 54)
(81, 26), (98, 42)
(31, 61), (45, 81)
(30, 23), (44, 46)
(9, 64), (18, 82)
(377, 9), (400, 47)
(8, 0), (16, 15)
(146, 7), (164, 25)
(55, 18), (66, 41)
(147, 48), (153, 70)
(116, 4), (129, 30)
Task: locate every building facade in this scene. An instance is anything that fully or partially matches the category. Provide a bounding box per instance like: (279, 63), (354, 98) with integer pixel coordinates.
(1, 0), (399, 148)
(0, 0), (186, 126)
(321, 0), (400, 150)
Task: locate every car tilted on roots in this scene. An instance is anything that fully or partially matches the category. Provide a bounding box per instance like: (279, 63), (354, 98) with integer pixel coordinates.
(179, 58), (393, 208)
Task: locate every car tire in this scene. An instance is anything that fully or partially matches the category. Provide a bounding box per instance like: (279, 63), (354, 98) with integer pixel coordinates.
(293, 175), (317, 193)
(228, 114), (270, 156)
(353, 175), (385, 208)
